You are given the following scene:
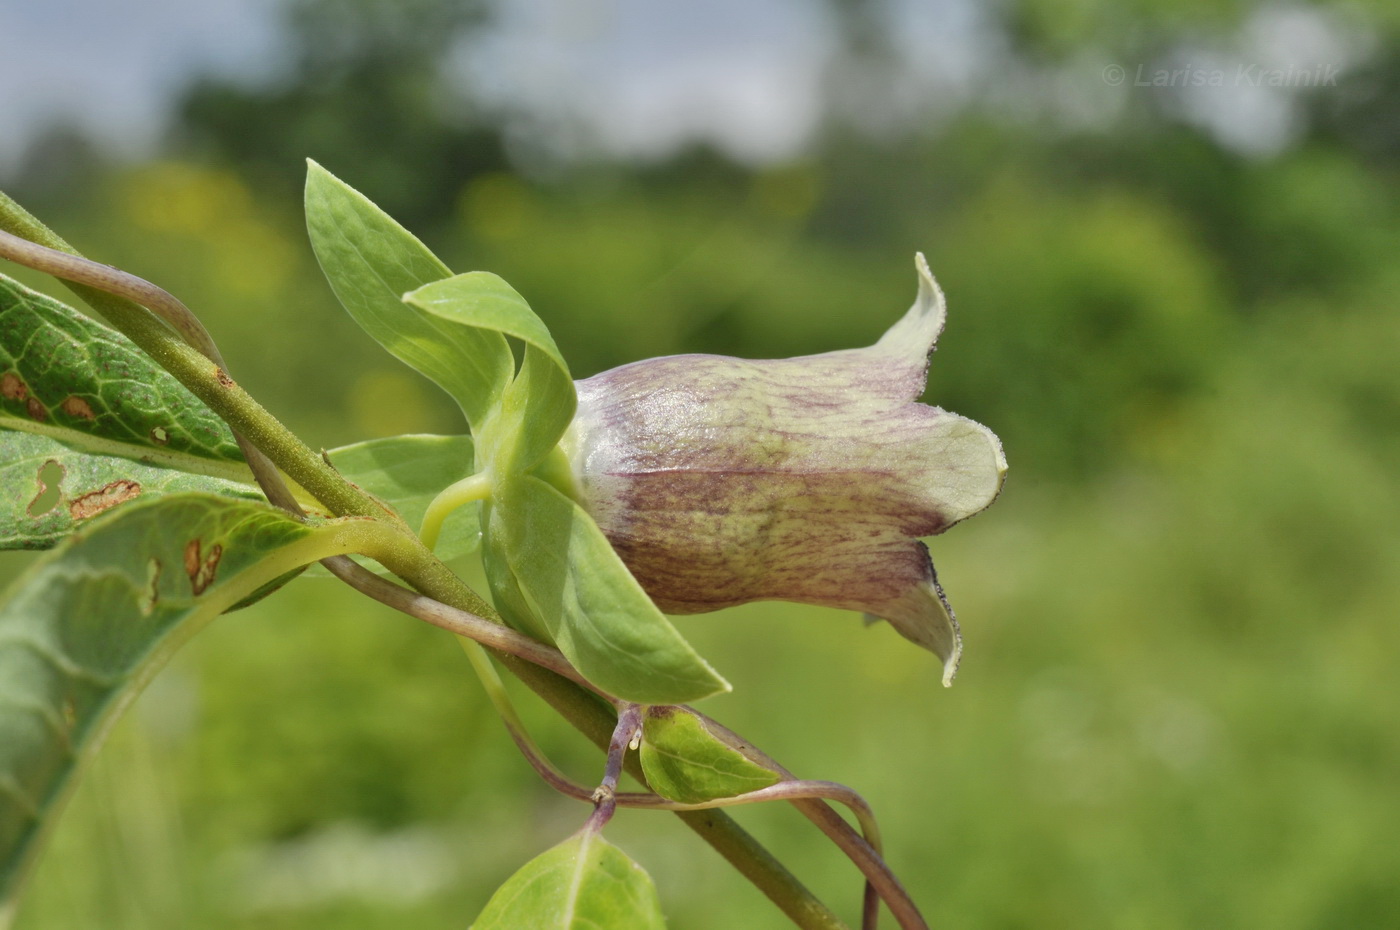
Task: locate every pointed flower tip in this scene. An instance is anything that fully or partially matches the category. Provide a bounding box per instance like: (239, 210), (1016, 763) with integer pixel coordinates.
(874, 252), (948, 362)
(567, 253), (1003, 683)
(879, 573), (964, 685)
(941, 642), (962, 688)
(914, 251), (938, 303)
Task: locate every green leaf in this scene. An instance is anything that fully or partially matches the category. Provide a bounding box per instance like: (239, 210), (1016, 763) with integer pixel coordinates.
(0, 273), (243, 468)
(472, 829), (665, 930)
(480, 499), (550, 642)
(0, 493), (409, 909)
(325, 434), (480, 560)
(639, 707), (781, 804)
(495, 474), (728, 705)
(1, 428), (482, 555)
(0, 431), (262, 550)
(403, 273), (567, 378)
(0, 275), (269, 550)
(304, 161), (513, 428)
(404, 273), (575, 473)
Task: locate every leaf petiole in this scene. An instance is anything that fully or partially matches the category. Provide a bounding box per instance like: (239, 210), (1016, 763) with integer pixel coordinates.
(419, 471), (492, 549)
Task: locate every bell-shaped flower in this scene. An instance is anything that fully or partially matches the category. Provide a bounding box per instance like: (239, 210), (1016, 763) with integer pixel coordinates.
(566, 255), (1006, 685)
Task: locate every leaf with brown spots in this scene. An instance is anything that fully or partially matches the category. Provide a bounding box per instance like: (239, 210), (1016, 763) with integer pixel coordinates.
(0, 432), (261, 550)
(26, 460), (64, 518)
(0, 493), (404, 908)
(0, 372), (26, 401)
(183, 539), (223, 595)
(0, 272), (243, 464)
(67, 479), (141, 521)
(59, 396), (95, 421)
(2, 431), (483, 553)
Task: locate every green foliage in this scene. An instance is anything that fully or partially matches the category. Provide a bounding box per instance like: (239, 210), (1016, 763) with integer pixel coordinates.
(471, 829), (665, 930)
(0, 273), (262, 548)
(0, 271), (481, 553)
(0, 431), (261, 549)
(323, 434), (479, 561)
(0, 274), (242, 466)
(305, 160), (511, 430)
(491, 475), (728, 704)
(0, 494), (398, 909)
(310, 164), (727, 704)
(927, 175), (1229, 478)
(177, 0), (503, 229)
(639, 707), (780, 804)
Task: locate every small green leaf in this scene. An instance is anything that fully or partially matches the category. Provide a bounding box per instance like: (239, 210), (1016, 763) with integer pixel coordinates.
(472, 830), (665, 930)
(404, 273), (575, 473)
(640, 707), (781, 804)
(403, 272), (567, 379)
(0, 431), (262, 550)
(495, 474), (728, 705)
(304, 162), (513, 428)
(0, 493), (409, 907)
(0, 273), (243, 467)
(325, 434), (479, 560)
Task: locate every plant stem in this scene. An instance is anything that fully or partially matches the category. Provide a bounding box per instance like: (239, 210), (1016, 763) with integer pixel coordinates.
(697, 714), (926, 930)
(419, 471), (492, 550)
(585, 703), (642, 833)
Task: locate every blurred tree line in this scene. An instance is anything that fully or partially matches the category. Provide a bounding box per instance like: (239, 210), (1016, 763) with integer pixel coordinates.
(9, 0), (1396, 481)
(5, 0), (1399, 927)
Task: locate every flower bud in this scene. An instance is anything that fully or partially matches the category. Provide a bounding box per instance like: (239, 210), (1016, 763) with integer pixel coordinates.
(565, 255), (1006, 684)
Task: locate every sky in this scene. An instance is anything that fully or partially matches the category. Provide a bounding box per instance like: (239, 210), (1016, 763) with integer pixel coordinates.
(0, 0), (284, 172)
(0, 0), (1368, 177)
(0, 0), (865, 173)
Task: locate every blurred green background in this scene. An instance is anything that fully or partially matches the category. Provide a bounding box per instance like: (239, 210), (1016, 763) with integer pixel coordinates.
(2, 0), (1399, 927)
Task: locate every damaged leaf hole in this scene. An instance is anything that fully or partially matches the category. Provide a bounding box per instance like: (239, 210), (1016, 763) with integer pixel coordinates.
(184, 539), (223, 596)
(68, 480), (141, 521)
(27, 459), (65, 517)
(149, 426), (169, 445)
(142, 557), (161, 616)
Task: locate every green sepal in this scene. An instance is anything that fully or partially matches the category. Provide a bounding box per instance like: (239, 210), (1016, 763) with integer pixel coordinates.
(495, 474), (729, 705)
(403, 272), (575, 474)
(480, 498), (550, 642)
(324, 434), (480, 561)
(304, 161), (512, 428)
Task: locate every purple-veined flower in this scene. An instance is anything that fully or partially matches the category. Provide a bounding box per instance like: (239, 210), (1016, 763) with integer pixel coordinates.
(564, 255), (1006, 685)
